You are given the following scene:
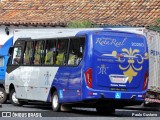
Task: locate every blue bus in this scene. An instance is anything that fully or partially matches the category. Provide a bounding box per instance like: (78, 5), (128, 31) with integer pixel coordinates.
(0, 37), (13, 103)
(5, 29), (148, 113)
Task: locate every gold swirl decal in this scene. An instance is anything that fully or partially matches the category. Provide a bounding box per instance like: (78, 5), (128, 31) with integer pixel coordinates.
(112, 48), (148, 83)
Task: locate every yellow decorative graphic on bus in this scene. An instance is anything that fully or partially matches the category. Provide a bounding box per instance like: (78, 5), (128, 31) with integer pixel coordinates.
(112, 48), (148, 83)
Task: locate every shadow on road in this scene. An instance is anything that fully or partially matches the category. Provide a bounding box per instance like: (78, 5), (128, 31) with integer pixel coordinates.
(3, 102), (160, 117)
(21, 103), (132, 117)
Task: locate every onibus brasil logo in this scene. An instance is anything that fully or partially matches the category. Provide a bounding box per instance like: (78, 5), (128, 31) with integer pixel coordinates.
(112, 48), (148, 83)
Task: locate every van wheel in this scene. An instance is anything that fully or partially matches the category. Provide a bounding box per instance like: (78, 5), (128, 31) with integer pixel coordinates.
(9, 89), (23, 106)
(96, 106), (115, 114)
(0, 88), (7, 104)
(52, 91), (61, 112)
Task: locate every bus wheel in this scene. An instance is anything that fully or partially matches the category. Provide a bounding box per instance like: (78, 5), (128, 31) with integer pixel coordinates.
(52, 91), (61, 112)
(96, 106), (115, 114)
(9, 89), (23, 106)
(0, 88), (7, 104)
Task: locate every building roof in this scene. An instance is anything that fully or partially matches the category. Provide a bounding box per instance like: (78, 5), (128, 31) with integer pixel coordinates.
(0, 0), (160, 27)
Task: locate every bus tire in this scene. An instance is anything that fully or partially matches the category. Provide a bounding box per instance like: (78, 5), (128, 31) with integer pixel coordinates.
(0, 88), (7, 104)
(9, 89), (23, 106)
(52, 91), (61, 112)
(96, 106), (115, 114)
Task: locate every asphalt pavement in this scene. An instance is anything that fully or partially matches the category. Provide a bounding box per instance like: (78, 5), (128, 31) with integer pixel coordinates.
(0, 102), (160, 118)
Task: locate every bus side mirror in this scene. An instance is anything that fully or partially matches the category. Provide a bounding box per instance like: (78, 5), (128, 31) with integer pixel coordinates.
(8, 47), (13, 56)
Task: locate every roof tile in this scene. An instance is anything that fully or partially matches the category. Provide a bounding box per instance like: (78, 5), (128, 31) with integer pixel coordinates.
(0, 0), (160, 26)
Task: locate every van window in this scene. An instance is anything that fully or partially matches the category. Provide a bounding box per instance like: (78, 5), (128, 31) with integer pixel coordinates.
(12, 47), (22, 65)
(23, 41), (34, 65)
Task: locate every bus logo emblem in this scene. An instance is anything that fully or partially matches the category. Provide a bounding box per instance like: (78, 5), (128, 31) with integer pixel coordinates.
(97, 64), (107, 74)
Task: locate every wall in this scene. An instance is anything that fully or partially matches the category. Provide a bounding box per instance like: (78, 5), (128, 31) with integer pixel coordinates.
(0, 25), (53, 45)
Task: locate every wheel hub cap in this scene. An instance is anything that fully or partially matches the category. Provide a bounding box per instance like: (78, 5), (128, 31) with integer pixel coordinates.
(0, 91), (4, 100)
(12, 92), (19, 104)
(53, 95), (58, 108)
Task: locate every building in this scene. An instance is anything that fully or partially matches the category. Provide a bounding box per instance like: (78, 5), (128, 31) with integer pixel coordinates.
(0, 0), (160, 45)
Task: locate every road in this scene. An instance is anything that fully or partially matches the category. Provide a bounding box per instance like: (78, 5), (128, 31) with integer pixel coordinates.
(0, 102), (160, 119)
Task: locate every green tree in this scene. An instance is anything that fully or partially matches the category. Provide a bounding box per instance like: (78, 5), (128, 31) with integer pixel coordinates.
(148, 18), (160, 32)
(67, 20), (92, 28)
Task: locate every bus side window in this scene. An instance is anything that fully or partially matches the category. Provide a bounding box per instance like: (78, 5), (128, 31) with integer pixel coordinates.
(45, 40), (57, 65)
(12, 47), (22, 65)
(56, 39), (68, 65)
(68, 37), (85, 65)
(34, 41), (45, 65)
(23, 41), (34, 65)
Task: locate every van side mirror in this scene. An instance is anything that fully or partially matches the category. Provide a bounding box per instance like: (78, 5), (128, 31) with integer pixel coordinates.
(7, 47), (14, 65)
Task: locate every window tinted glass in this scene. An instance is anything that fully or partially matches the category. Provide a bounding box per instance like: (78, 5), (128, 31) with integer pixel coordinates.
(23, 41), (34, 65)
(45, 40), (57, 65)
(56, 39), (68, 65)
(68, 37), (85, 65)
(12, 47), (22, 65)
(34, 41), (45, 65)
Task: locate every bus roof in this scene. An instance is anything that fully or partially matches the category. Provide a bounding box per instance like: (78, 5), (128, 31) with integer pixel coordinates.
(13, 28), (145, 44)
(13, 28), (103, 43)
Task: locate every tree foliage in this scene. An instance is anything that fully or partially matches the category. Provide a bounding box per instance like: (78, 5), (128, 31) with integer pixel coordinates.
(67, 20), (92, 28)
(148, 18), (160, 32)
